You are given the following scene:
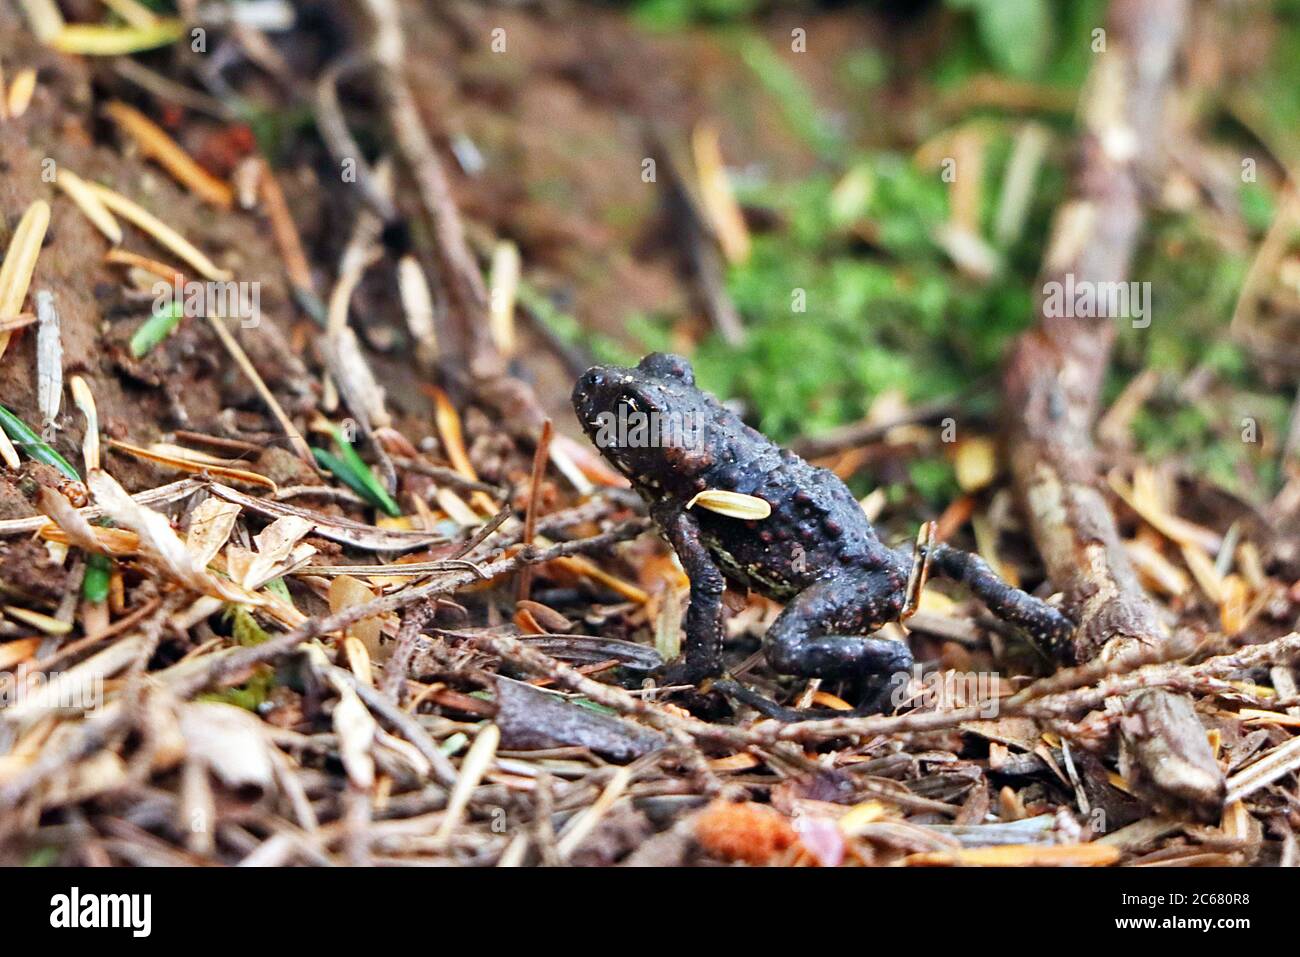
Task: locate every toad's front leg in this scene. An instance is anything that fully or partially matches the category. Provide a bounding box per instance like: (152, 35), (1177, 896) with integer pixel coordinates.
(764, 569), (914, 684)
(654, 505), (727, 684)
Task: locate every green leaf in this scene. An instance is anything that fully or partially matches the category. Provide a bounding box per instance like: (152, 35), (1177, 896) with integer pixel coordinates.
(571, 697), (619, 716)
(908, 459), (960, 507)
(199, 607), (277, 711)
(0, 403), (81, 481)
(129, 299), (184, 357)
(1240, 181), (1276, 233)
(440, 732), (469, 756)
(24, 847), (60, 867)
(82, 553), (112, 604)
(51, 19), (185, 56)
(736, 32), (845, 161)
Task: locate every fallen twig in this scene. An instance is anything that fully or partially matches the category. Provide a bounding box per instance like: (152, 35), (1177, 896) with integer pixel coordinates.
(1000, 0), (1224, 819)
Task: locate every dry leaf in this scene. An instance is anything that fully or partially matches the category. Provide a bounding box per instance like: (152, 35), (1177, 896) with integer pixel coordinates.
(2, 635), (144, 725)
(343, 635), (374, 685)
(429, 386), (478, 481)
(953, 437), (998, 492)
(330, 681), (377, 789)
(329, 575), (382, 656)
(178, 701), (274, 791)
(1109, 469), (1222, 554)
(89, 470), (250, 602)
(548, 554), (649, 604)
(185, 498), (242, 568)
(238, 515), (314, 588)
(692, 123), (751, 264)
(488, 240), (519, 355)
(435, 488), (480, 526)
(436, 722), (501, 841)
(69, 376), (100, 472)
(37, 485), (109, 554)
(708, 752), (761, 772)
(0, 637), (40, 670)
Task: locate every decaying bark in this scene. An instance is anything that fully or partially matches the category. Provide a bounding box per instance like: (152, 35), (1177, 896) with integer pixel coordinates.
(1003, 0), (1225, 818)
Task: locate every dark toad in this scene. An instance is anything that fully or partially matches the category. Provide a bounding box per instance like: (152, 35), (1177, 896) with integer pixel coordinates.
(572, 353), (1075, 700)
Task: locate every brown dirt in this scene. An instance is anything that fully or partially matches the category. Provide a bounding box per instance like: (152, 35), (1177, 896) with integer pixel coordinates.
(0, 13), (311, 503)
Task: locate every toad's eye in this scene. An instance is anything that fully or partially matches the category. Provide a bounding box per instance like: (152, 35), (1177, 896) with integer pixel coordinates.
(621, 394), (641, 413)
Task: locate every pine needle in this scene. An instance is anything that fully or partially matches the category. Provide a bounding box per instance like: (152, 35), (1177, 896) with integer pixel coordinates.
(49, 20), (185, 56)
(87, 181), (233, 281)
(108, 438), (278, 491)
(69, 376), (100, 473)
(6, 68), (36, 119)
(16, 0), (65, 42)
(54, 168), (123, 245)
(105, 101), (233, 208)
(0, 199), (51, 359)
(203, 314), (313, 464)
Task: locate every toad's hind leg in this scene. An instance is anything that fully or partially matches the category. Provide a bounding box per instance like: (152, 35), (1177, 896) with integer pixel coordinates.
(926, 543), (1076, 662)
(763, 573), (913, 683)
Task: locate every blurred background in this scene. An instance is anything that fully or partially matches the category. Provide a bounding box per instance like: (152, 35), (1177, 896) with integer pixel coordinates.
(354, 0), (1299, 515)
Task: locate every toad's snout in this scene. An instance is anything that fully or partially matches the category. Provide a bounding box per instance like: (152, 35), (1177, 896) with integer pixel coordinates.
(572, 366), (613, 412)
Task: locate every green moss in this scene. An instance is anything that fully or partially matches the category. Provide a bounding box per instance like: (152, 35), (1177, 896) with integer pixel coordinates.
(679, 153), (1050, 442)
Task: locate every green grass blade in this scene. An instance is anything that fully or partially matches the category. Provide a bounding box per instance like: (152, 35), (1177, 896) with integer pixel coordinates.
(0, 403), (81, 481)
(312, 446), (401, 517)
